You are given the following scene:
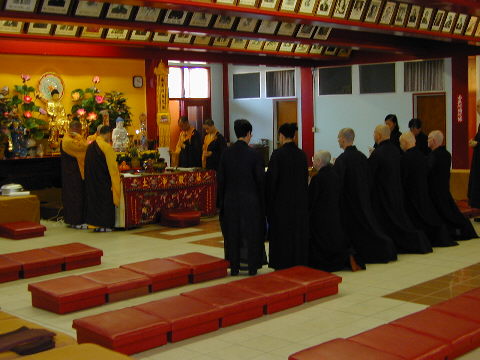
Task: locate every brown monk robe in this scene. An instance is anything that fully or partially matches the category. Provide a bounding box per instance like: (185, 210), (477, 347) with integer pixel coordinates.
(60, 120), (88, 228)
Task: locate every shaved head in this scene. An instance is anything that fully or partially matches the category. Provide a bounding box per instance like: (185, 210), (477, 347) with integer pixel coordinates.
(428, 130), (444, 150)
(400, 132), (416, 151)
(313, 150), (331, 170)
(374, 124), (390, 144)
(338, 128), (355, 150)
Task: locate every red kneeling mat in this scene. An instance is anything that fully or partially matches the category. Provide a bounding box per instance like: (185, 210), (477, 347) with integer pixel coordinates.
(161, 210), (201, 227)
(0, 222), (46, 240)
(3, 249), (63, 278)
(43, 243), (103, 270)
(166, 252), (229, 283)
(0, 256), (22, 283)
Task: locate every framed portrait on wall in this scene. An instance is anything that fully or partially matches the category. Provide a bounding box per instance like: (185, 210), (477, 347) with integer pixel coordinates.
(213, 37), (231, 46)
(40, 0), (71, 14)
(173, 33), (193, 43)
(238, 0), (258, 7)
(324, 46), (338, 55)
(263, 41), (279, 51)
(337, 47), (351, 57)
(152, 32), (171, 42)
(332, 0), (351, 19)
(189, 12), (212, 27)
(379, 1), (396, 25)
(135, 7), (161, 22)
(28, 22), (51, 34)
(105, 3), (132, 20)
(298, 0), (318, 14)
(236, 17), (258, 32)
(54, 24), (77, 36)
(259, 0), (280, 10)
(230, 39), (248, 49)
(394, 3), (408, 27)
(431, 9), (446, 31)
(349, 0), (367, 21)
(130, 30), (151, 41)
(316, 0), (335, 17)
(5, 0), (37, 12)
(216, 0), (236, 4)
(105, 28), (128, 40)
(194, 35), (211, 45)
(313, 26), (331, 40)
(213, 15), (236, 29)
(0, 20), (22, 33)
(279, 42), (295, 52)
(280, 0), (299, 12)
(465, 16), (478, 36)
(309, 44), (323, 54)
(246, 40), (264, 51)
(277, 22), (297, 36)
(453, 13), (468, 35)
(442, 11), (456, 33)
(257, 20), (278, 34)
(364, 0), (382, 23)
(81, 26), (103, 38)
(75, 0), (103, 17)
(163, 10), (187, 25)
(294, 43), (310, 53)
(418, 7), (433, 30)
(406, 5), (421, 28)
(296, 24), (316, 38)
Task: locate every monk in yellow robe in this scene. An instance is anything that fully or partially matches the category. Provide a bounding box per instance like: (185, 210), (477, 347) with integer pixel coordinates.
(202, 118), (227, 170)
(174, 116), (202, 168)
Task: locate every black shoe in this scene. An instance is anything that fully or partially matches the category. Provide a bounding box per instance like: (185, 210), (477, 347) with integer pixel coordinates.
(248, 268), (257, 276)
(230, 268), (239, 276)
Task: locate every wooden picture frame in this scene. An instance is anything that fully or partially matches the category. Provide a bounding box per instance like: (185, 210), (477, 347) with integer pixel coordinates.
(259, 0), (280, 11)
(237, 0), (258, 7)
(313, 26), (331, 40)
(442, 11), (456, 33)
(298, 0), (318, 14)
(81, 26), (103, 38)
(296, 24), (316, 38)
(54, 24), (77, 36)
(280, 0), (299, 12)
(163, 10), (187, 25)
(309, 44), (323, 54)
(364, 0), (383, 23)
(130, 30), (151, 41)
(0, 20), (22, 33)
(431, 9), (446, 31)
(135, 7), (161, 22)
(216, 0), (236, 4)
(189, 12), (213, 27)
(465, 16), (478, 36)
(28, 22), (51, 34)
(152, 32), (171, 42)
(40, 0), (71, 14)
(247, 40), (264, 51)
(75, 0), (103, 17)
(324, 46), (338, 55)
(393, 3), (408, 27)
(418, 7), (433, 30)
(106, 28), (128, 40)
(257, 20), (278, 34)
(279, 42), (295, 52)
(213, 37), (231, 46)
(263, 41), (280, 51)
(277, 22), (297, 36)
(173, 33), (193, 44)
(194, 35), (211, 45)
(5, 0), (37, 12)
(349, 0), (367, 21)
(105, 3), (132, 20)
(294, 43), (310, 53)
(230, 39), (248, 49)
(332, 0), (351, 19)
(236, 17), (258, 32)
(406, 5), (421, 28)
(316, 0), (335, 17)
(337, 47), (352, 57)
(213, 15), (236, 29)
(379, 1), (396, 25)
(454, 14), (468, 35)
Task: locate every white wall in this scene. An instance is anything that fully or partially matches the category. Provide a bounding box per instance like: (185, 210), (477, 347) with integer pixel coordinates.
(209, 63), (224, 134)
(314, 59), (453, 159)
(228, 64), (302, 151)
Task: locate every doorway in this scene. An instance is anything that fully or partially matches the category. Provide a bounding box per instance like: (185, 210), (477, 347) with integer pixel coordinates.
(274, 99), (298, 149)
(413, 93), (446, 137)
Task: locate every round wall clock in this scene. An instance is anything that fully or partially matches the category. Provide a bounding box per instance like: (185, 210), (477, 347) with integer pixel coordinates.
(38, 72), (65, 102)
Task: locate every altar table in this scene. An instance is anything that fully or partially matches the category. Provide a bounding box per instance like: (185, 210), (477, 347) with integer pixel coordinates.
(118, 170), (216, 228)
(0, 195), (40, 224)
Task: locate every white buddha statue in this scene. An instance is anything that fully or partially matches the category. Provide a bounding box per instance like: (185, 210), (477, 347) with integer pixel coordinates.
(112, 117), (129, 152)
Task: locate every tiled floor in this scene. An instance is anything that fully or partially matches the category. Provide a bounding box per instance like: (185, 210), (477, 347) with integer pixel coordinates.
(2, 217), (480, 359)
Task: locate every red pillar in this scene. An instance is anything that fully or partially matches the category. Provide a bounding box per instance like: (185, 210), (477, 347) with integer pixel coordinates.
(468, 56), (477, 164)
(222, 63), (230, 142)
(451, 56), (469, 169)
(301, 67), (314, 166)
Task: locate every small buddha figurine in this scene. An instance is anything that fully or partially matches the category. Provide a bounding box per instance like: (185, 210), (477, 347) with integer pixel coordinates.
(47, 89), (68, 147)
(138, 113), (148, 151)
(112, 116), (129, 152)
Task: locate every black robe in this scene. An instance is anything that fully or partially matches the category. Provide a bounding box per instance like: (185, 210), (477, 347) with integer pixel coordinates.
(308, 164), (351, 272)
(60, 142), (85, 225)
(179, 129), (202, 168)
(217, 140), (266, 271)
(373, 128), (402, 153)
(415, 131), (430, 156)
(401, 147), (456, 247)
(369, 140), (432, 254)
(428, 146), (477, 240)
(205, 132), (227, 171)
(266, 142), (309, 270)
(468, 131), (480, 208)
(84, 141), (115, 228)
(333, 145), (397, 263)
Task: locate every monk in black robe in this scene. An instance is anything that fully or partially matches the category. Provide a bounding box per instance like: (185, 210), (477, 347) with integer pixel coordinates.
(408, 118), (430, 156)
(266, 123), (308, 270)
(175, 116), (202, 167)
(427, 130), (477, 240)
(217, 119), (266, 276)
(202, 119), (227, 171)
(399, 132), (456, 247)
(369, 125), (431, 254)
(84, 125), (121, 232)
(309, 150), (362, 272)
(468, 120), (480, 209)
(61, 120), (88, 229)
(333, 128), (397, 264)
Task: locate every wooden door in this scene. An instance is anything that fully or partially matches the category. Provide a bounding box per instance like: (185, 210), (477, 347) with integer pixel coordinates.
(414, 93), (446, 138)
(275, 100), (298, 148)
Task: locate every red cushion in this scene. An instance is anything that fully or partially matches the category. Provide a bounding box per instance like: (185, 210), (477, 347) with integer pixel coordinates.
(28, 275), (107, 303)
(44, 243), (103, 263)
(460, 287), (480, 301)
(163, 211), (201, 220)
(270, 266), (342, 292)
(166, 252), (229, 275)
(0, 255), (22, 273)
(430, 296), (480, 323)
(182, 283), (266, 316)
(349, 324), (450, 360)
(120, 258), (190, 282)
(134, 295), (222, 331)
(391, 309), (480, 358)
(0, 221), (46, 239)
(80, 268), (151, 294)
(3, 249), (64, 270)
(289, 338), (404, 360)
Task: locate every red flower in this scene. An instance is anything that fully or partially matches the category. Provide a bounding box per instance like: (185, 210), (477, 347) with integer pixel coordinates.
(21, 74), (30, 82)
(87, 112), (97, 121)
(3, 112), (8, 117)
(77, 108), (86, 116)
(92, 76), (100, 84)
(95, 95), (104, 104)
(24, 111), (32, 118)
(23, 95), (32, 103)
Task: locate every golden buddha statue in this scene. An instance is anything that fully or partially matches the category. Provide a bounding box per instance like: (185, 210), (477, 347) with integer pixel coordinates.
(47, 89), (68, 148)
